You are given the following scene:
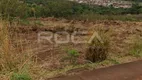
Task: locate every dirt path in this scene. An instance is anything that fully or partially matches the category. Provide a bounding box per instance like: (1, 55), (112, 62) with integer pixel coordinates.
(50, 60), (142, 80)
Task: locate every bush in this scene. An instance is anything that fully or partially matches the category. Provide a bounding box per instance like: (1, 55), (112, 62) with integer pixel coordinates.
(0, 0), (28, 20)
(86, 31), (110, 63)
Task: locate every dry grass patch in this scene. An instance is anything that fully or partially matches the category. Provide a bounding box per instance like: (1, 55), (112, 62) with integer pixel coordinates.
(0, 21), (43, 80)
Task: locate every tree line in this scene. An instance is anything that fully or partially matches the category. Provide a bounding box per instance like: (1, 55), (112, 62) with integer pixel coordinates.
(0, 0), (142, 20)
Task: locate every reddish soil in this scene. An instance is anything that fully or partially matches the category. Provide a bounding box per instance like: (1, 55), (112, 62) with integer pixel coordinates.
(49, 60), (142, 80)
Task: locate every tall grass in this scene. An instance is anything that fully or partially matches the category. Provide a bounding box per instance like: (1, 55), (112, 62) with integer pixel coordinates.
(0, 21), (36, 80)
(0, 21), (12, 72)
(130, 39), (142, 57)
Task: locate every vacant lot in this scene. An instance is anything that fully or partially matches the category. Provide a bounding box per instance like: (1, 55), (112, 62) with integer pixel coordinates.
(1, 18), (142, 80)
(16, 18), (142, 78)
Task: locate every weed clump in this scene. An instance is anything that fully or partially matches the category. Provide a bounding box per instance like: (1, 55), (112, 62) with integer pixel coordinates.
(86, 31), (109, 63)
(61, 49), (80, 65)
(67, 49), (80, 64)
(130, 39), (142, 57)
(11, 72), (31, 80)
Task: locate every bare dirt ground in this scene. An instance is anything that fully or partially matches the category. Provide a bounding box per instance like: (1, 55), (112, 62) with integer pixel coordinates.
(50, 60), (142, 80)
(11, 18), (142, 79)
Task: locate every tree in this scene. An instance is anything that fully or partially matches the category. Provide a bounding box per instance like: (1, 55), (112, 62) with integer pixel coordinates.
(0, 0), (28, 20)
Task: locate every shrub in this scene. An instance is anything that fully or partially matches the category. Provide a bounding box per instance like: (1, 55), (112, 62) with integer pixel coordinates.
(86, 31), (110, 63)
(0, 0), (28, 20)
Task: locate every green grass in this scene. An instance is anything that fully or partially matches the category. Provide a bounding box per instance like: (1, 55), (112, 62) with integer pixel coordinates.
(62, 49), (80, 64)
(70, 14), (142, 22)
(11, 72), (31, 80)
(130, 39), (142, 57)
